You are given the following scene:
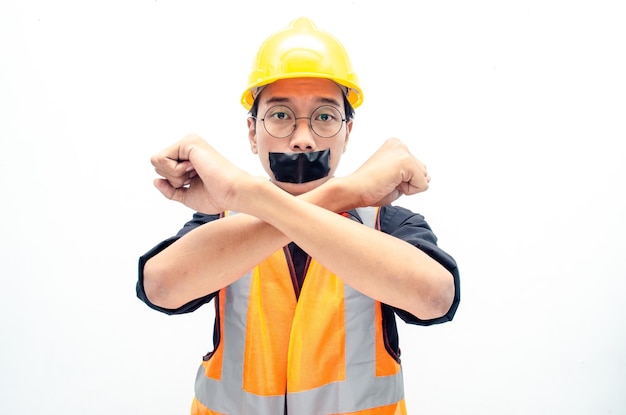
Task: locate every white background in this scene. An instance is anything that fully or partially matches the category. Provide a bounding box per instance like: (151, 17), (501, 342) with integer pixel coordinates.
(1, 0), (625, 414)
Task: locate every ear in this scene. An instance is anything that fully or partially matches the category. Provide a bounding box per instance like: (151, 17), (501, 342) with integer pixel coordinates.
(247, 117), (259, 154)
(342, 120), (353, 153)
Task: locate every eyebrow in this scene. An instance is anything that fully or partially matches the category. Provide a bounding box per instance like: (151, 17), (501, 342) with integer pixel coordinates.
(264, 96), (343, 107)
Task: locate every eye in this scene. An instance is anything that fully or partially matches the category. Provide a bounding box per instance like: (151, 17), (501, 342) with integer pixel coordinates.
(266, 106), (293, 122)
(309, 106), (345, 137)
(317, 113), (333, 122)
(313, 106), (342, 123)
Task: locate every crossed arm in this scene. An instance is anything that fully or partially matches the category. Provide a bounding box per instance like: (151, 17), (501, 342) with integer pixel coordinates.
(143, 134), (455, 319)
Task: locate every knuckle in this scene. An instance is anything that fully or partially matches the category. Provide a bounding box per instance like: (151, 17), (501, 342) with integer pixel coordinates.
(183, 133), (200, 144)
(150, 154), (161, 166)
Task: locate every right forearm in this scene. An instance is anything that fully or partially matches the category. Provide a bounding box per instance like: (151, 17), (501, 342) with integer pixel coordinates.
(143, 178), (359, 309)
(143, 213), (287, 309)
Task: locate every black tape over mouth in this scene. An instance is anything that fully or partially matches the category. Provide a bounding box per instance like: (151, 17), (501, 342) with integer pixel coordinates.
(269, 149), (331, 184)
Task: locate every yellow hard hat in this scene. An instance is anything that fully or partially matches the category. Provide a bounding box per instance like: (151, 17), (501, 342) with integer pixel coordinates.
(241, 17), (363, 111)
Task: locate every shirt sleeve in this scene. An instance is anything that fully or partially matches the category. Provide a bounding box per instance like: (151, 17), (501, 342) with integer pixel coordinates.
(379, 205), (461, 326)
(136, 212), (222, 315)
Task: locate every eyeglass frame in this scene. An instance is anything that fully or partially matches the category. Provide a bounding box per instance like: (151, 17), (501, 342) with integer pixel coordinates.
(251, 104), (348, 138)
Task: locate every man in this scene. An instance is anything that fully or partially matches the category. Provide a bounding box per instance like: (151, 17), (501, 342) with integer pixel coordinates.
(138, 17), (460, 415)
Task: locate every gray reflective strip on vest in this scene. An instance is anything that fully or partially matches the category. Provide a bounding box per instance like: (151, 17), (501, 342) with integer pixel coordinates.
(355, 207), (377, 229)
(287, 283), (404, 413)
(195, 272), (285, 414)
(195, 207), (404, 414)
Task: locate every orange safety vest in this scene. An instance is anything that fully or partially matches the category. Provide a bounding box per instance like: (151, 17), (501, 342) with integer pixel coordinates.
(191, 207), (407, 415)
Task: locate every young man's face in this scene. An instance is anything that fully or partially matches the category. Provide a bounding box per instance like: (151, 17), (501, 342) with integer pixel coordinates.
(247, 77), (353, 195)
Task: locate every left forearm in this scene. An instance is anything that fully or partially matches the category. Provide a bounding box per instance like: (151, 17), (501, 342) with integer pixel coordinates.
(233, 177), (454, 319)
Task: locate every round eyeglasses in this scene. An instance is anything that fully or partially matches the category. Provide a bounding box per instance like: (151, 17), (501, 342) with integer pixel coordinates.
(254, 105), (346, 138)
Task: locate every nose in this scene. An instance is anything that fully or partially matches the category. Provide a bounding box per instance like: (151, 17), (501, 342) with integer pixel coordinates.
(289, 118), (317, 152)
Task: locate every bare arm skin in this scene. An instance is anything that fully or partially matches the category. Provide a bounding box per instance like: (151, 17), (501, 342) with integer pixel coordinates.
(144, 180), (356, 310)
(144, 134), (454, 319)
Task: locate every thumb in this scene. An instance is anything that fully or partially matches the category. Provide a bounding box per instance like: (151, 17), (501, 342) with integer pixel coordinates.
(399, 177), (429, 195)
(154, 178), (185, 202)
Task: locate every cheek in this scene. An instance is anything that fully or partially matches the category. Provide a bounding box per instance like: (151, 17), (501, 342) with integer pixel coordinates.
(257, 135), (293, 154)
(335, 138), (349, 157)
(253, 140), (273, 174)
(329, 144), (346, 168)
(254, 140), (269, 157)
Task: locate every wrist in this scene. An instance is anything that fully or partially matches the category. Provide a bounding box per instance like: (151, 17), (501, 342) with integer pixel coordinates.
(305, 177), (361, 212)
(228, 175), (272, 213)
